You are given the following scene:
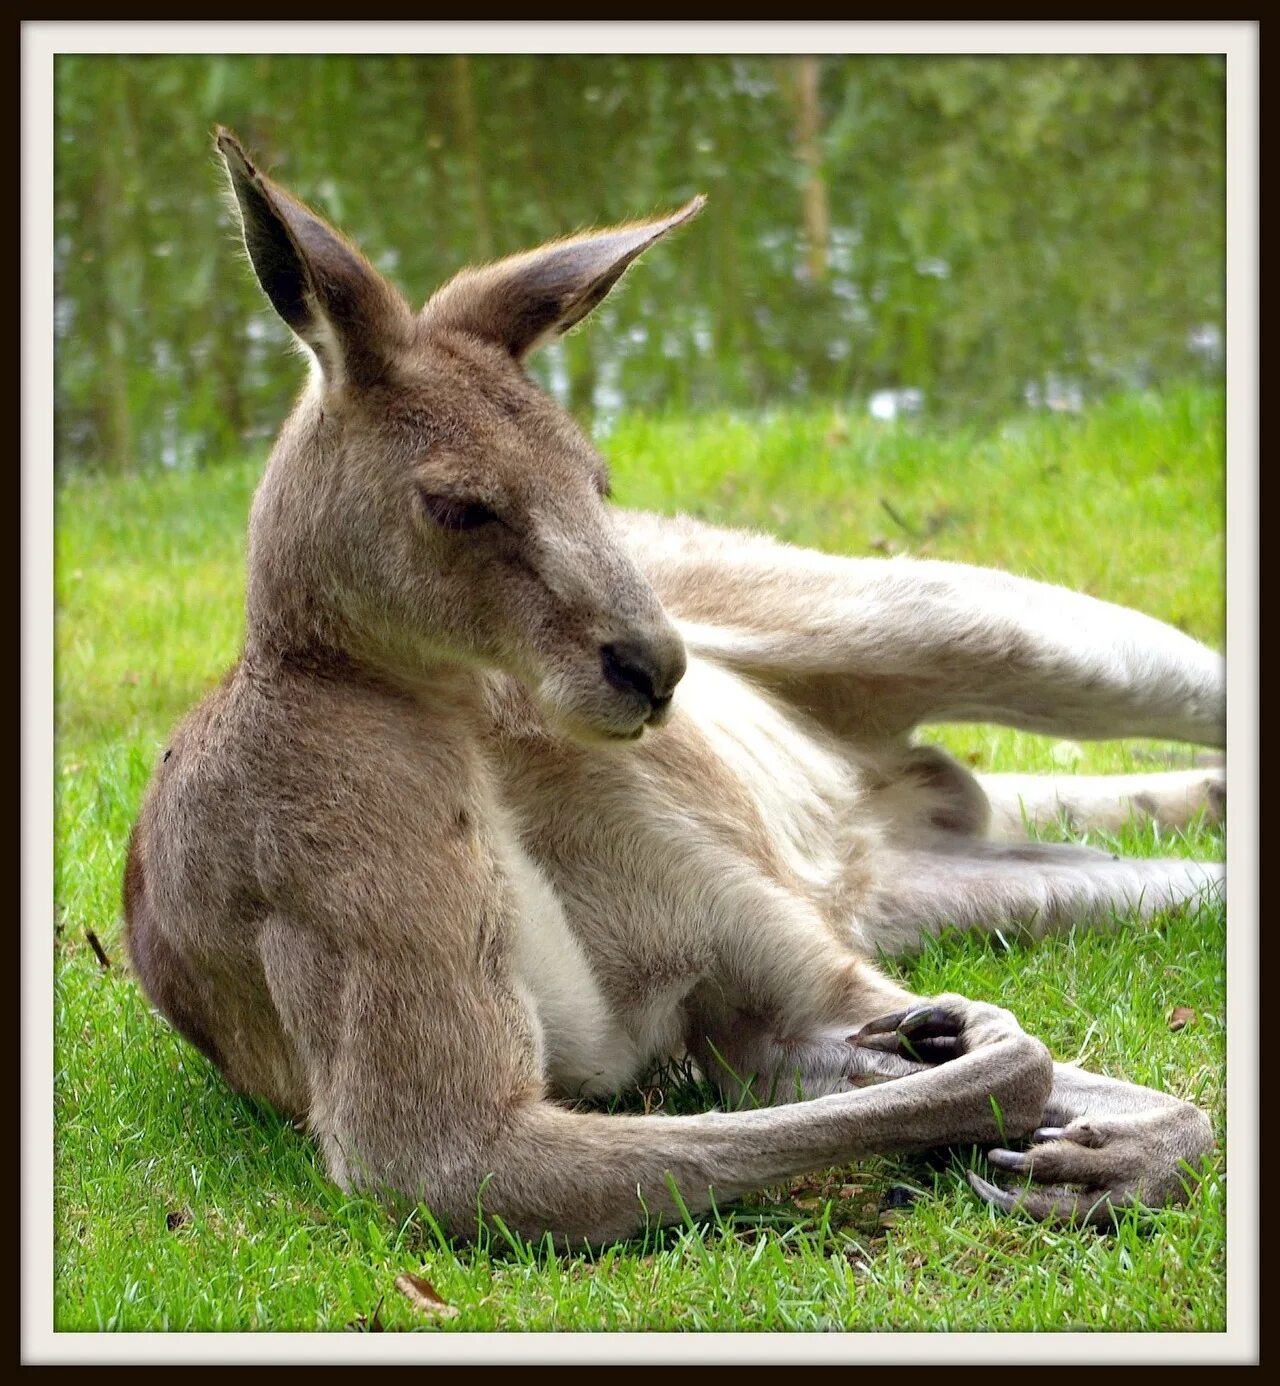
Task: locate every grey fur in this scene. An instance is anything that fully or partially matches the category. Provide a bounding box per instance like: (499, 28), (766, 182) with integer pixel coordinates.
(124, 133), (1221, 1244)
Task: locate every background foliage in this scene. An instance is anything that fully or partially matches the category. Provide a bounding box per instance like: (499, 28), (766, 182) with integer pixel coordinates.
(54, 53), (1224, 472)
(51, 51), (1229, 1332)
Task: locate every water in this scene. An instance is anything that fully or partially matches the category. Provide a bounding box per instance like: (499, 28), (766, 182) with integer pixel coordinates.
(53, 53), (1225, 472)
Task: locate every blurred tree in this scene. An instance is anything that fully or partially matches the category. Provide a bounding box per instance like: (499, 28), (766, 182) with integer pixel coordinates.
(788, 55), (829, 284)
(52, 53), (1225, 472)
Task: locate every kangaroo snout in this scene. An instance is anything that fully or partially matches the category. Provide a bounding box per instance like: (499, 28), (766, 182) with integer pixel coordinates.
(600, 633), (687, 724)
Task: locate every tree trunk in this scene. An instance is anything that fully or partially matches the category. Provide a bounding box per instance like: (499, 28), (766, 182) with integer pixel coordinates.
(789, 56), (829, 284)
(452, 55), (494, 260)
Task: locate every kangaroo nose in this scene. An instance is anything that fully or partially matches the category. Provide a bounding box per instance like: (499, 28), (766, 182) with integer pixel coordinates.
(600, 639), (686, 715)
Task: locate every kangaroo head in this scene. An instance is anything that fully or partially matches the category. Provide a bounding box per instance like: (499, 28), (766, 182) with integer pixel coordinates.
(218, 130), (700, 743)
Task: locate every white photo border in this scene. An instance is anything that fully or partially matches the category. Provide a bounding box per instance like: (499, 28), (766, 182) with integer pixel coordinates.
(22, 20), (1259, 1366)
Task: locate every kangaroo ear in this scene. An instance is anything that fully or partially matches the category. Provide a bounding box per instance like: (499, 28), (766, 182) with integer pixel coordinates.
(216, 128), (410, 387)
(422, 197), (706, 360)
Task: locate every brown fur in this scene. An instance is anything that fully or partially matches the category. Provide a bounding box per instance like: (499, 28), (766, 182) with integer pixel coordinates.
(122, 132), (1223, 1243)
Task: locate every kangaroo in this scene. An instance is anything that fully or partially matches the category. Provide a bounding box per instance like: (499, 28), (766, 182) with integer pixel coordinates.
(122, 130), (1224, 1246)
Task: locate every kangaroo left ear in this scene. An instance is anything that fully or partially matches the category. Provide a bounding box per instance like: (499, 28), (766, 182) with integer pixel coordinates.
(217, 127), (411, 387)
(421, 197), (706, 360)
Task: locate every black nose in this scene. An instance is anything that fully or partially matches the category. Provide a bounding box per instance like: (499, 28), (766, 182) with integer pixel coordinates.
(600, 641), (683, 714)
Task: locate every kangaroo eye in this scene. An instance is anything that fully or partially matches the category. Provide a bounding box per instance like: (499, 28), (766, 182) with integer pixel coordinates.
(419, 493), (500, 532)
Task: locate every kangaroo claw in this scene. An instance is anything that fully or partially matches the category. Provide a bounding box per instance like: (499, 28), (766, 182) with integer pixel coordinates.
(967, 1169), (1022, 1214)
(856, 1005), (961, 1040)
(967, 1169), (1122, 1228)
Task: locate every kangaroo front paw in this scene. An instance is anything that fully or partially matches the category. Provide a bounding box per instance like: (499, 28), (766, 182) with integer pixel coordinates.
(852, 994), (1032, 1065)
(969, 1102), (1215, 1228)
(852, 993), (1053, 1137)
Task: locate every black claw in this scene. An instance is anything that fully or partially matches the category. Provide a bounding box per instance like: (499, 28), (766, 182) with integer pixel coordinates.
(855, 1010), (911, 1038)
(896, 1005), (963, 1040)
(852, 1012), (962, 1065)
(857, 1004), (961, 1042)
(987, 1147), (1030, 1172)
(900, 1004), (948, 1032)
(848, 1030), (906, 1052)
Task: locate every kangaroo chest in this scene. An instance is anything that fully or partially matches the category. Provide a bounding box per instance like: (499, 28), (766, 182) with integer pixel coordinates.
(495, 657), (871, 1097)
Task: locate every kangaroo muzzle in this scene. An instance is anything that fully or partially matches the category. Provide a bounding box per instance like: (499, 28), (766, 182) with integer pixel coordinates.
(600, 632), (687, 725)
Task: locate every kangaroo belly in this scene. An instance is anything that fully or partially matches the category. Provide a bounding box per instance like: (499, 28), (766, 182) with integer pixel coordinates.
(501, 835), (647, 1099)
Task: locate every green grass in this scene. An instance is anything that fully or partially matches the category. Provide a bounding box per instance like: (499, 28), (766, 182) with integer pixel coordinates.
(54, 385), (1226, 1333)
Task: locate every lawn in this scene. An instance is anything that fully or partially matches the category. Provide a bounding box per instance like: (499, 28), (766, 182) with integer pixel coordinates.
(53, 386), (1226, 1333)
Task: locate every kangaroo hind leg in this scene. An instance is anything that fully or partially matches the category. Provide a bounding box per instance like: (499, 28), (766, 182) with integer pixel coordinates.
(980, 766), (1225, 840)
(856, 837), (1224, 959)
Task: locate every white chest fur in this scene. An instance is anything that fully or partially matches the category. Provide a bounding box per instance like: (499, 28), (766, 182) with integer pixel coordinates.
(500, 655), (863, 1098)
(500, 832), (645, 1099)
(670, 656), (859, 900)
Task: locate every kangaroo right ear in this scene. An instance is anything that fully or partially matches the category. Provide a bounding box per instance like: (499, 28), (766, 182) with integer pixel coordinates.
(421, 197), (706, 360)
(216, 128), (409, 387)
